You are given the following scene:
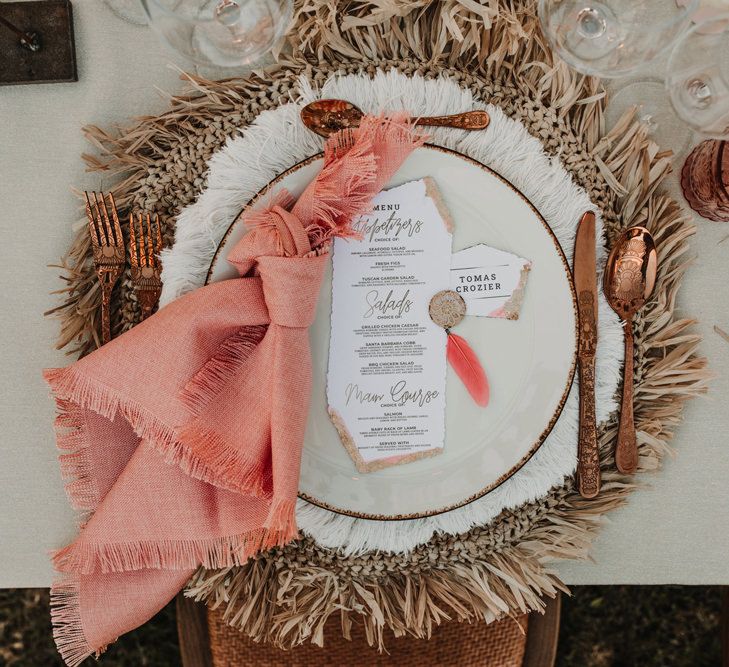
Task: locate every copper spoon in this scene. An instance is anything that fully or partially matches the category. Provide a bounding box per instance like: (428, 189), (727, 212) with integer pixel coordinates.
(604, 226), (658, 474)
(300, 99), (490, 138)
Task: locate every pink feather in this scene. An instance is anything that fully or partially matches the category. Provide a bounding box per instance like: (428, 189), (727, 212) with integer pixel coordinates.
(446, 333), (489, 407)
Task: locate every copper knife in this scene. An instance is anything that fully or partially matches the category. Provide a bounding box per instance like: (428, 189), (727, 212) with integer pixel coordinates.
(574, 211), (600, 499)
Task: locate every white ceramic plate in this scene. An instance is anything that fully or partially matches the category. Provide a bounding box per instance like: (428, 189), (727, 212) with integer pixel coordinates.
(207, 146), (577, 519)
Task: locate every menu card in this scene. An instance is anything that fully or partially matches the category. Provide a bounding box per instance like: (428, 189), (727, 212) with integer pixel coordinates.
(327, 178), (453, 473)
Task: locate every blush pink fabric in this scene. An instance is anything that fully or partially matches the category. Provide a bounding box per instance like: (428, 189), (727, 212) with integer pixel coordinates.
(44, 116), (423, 666)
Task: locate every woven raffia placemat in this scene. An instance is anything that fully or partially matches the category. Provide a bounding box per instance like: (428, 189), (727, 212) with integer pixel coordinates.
(49, 0), (709, 650)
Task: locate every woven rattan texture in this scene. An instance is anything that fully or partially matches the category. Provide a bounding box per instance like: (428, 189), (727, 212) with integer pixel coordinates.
(207, 605), (528, 667)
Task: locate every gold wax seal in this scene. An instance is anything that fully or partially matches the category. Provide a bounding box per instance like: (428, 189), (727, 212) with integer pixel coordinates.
(429, 290), (466, 329)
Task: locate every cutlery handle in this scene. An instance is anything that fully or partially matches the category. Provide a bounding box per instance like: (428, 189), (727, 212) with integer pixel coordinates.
(414, 110), (490, 131)
(138, 288), (162, 322)
(101, 280), (114, 346)
(616, 320), (638, 474)
(577, 356), (601, 499)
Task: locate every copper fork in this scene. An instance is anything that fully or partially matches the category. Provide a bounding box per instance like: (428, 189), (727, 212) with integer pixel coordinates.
(129, 212), (163, 320)
(84, 191), (125, 345)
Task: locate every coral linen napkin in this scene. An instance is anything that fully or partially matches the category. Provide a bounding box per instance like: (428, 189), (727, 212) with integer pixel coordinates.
(44, 116), (423, 666)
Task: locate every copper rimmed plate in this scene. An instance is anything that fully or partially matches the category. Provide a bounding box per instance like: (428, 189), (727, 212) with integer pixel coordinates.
(207, 145), (577, 519)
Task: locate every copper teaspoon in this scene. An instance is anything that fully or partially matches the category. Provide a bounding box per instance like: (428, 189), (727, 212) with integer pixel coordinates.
(300, 99), (490, 137)
(604, 226), (658, 474)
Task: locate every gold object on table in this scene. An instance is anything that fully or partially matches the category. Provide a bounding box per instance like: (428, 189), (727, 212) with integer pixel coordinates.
(300, 99), (491, 138)
(604, 226), (658, 475)
(573, 211), (600, 499)
(84, 191), (125, 345)
(428, 289), (466, 329)
(129, 212), (163, 320)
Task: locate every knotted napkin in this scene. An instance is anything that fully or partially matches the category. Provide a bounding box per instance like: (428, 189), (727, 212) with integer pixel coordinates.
(44, 115), (424, 666)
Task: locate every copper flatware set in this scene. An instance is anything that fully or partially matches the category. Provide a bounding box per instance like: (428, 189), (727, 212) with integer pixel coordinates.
(300, 99), (490, 137)
(574, 212), (600, 499)
(84, 191), (163, 344)
(574, 212), (658, 498)
(129, 212), (164, 322)
(84, 192), (126, 345)
(604, 227), (657, 475)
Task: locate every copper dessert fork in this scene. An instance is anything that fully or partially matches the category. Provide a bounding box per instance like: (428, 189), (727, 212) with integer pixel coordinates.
(129, 212), (163, 320)
(85, 191), (125, 345)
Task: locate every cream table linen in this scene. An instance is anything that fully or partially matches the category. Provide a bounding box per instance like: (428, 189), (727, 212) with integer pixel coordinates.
(0, 0), (727, 587)
(0, 1), (182, 587)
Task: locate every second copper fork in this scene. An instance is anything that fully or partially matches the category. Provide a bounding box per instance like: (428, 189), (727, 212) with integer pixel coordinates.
(129, 212), (163, 320)
(85, 191), (125, 345)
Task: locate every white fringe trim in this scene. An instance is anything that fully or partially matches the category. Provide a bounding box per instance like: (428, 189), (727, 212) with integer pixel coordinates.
(160, 70), (623, 555)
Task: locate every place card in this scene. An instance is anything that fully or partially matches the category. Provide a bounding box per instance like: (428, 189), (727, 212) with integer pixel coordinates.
(327, 178), (453, 473)
(450, 244), (531, 319)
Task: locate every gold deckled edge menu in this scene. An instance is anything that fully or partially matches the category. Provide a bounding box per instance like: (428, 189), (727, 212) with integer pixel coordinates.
(326, 178), (454, 473)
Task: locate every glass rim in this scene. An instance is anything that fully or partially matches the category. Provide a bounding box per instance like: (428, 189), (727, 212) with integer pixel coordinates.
(141, 0), (274, 24)
(537, 0), (702, 79)
(141, 0), (214, 24)
(141, 0), (292, 66)
(666, 11), (729, 86)
(538, 0), (701, 32)
(666, 17), (729, 142)
(652, 0), (701, 30)
(668, 9), (729, 46)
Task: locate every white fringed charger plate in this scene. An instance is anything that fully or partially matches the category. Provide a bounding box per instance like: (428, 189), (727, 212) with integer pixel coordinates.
(207, 145), (577, 519)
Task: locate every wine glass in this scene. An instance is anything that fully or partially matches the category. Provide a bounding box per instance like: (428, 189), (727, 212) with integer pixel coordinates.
(102, 0), (149, 25)
(538, 0), (698, 78)
(604, 13), (729, 157)
(666, 14), (729, 140)
(141, 0), (293, 67)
